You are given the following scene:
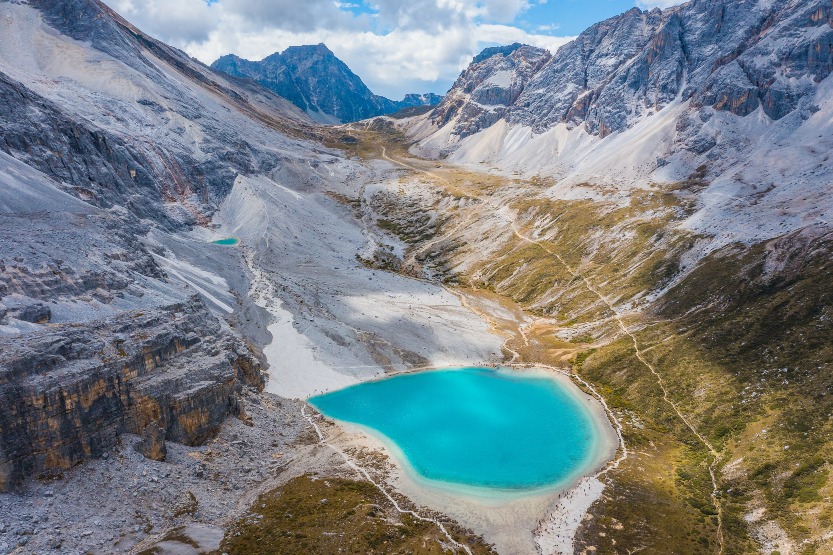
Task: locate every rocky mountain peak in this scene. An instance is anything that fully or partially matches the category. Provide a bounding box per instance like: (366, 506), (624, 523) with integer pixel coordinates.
(402, 92), (443, 105)
(280, 43), (343, 70)
(285, 43), (333, 56)
(26, 0), (152, 72)
(471, 42), (525, 65)
(211, 44), (441, 123)
(428, 43), (551, 139)
(416, 0), (832, 147)
(501, 0), (833, 136)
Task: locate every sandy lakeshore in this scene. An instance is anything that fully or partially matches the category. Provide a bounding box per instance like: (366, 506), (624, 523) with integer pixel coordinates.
(208, 147), (623, 554)
(308, 366), (620, 555)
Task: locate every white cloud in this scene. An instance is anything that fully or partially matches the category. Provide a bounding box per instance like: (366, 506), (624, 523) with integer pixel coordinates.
(112, 0), (219, 43)
(103, 0), (576, 99)
(635, 0), (687, 9)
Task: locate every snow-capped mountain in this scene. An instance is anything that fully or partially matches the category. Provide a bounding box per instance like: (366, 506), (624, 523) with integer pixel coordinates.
(418, 0), (833, 143)
(429, 43), (551, 139)
(212, 45), (441, 124)
(406, 0), (833, 248)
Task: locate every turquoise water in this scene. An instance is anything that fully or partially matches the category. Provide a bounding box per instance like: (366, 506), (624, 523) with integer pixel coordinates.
(308, 367), (601, 491)
(211, 237), (239, 246)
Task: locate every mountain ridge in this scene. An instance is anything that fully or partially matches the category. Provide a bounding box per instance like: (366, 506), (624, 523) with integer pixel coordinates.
(212, 44), (442, 123)
(0, 0), (316, 492)
(2, 0), (833, 553)
(404, 0), (833, 251)
(415, 0), (833, 142)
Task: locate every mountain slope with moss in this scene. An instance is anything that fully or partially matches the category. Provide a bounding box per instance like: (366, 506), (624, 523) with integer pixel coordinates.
(342, 119), (833, 553)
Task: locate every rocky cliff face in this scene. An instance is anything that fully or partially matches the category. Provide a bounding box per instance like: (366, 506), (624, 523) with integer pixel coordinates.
(429, 43), (551, 139)
(0, 296), (261, 490)
(417, 0), (833, 140)
(406, 0), (833, 253)
(505, 0), (833, 136)
(400, 93), (443, 108)
(0, 0), (318, 489)
(212, 45), (441, 123)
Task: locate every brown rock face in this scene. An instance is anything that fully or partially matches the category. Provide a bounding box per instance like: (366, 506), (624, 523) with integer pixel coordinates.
(136, 421), (167, 461)
(0, 295), (264, 491)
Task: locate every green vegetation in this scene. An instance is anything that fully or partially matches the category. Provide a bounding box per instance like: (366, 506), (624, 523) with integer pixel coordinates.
(650, 237), (833, 547)
(321, 118), (413, 161)
(346, 122), (833, 552)
(572, 232), (833, 552)
(217, 474), (495, 555)
(571, 340), (728, 554)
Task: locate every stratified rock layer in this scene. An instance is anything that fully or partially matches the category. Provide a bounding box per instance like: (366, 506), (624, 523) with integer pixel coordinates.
(0, 0), (282, 491)
(136, 421), (167, 461)
(0, 296), (262, 490)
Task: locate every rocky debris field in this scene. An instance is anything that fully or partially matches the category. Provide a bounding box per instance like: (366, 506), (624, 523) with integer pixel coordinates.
(0, 391), (306, 555)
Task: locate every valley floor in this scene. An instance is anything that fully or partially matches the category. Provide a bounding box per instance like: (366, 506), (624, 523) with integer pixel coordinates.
(3, 125), (831, 555)
(263, 127), (833, 555)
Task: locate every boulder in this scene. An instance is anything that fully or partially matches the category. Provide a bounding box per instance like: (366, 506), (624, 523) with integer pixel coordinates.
(136, 421), (167, 462)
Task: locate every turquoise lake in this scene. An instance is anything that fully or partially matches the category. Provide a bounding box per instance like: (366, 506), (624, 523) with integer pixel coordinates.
(308, 367), (603, 491)
(211, 237), (239, 246)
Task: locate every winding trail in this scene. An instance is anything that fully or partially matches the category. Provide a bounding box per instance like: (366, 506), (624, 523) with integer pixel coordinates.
(300, 405), (473, 555)
(380, 145), (490, 271)
(381, 146), (451, 186)
(380, 146), (631, 471)
(509, 221), (725, 555)
(441, 287), (629, 555)
(446, 286), (523, 362)
(380, 146), (723, 554)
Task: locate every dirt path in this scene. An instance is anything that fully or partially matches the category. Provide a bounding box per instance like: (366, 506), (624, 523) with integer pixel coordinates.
(300, 405), (473, 555)
(378, 146), (724, 555)
(381, 145), (452, 186)
(508, 220), (725, 555)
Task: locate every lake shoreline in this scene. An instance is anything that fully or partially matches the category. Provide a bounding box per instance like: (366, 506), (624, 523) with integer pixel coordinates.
(308, 365), (620, 555)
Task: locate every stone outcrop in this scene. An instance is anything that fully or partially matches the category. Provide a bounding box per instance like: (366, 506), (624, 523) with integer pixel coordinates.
(425, 0), (833, 141)
(510, 0), (833, 135)
(429, 44), (551, 139)
(0, 296), (263, 490)
(0, 69), (244, 229)
(136, 421), (167, 462)
(0, 0), (292, 491)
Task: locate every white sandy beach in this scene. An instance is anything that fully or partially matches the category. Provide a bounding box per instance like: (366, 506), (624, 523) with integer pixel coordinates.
(208, 155), (620, 554)
(312, 367), (620, 555)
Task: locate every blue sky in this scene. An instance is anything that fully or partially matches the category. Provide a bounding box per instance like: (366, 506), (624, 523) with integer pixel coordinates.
(341, 0), (646, 36)
(107, 0), (683, 99)
(522, 0), (645, 34)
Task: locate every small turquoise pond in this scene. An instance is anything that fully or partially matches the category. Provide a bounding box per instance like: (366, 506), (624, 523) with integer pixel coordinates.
(308, 367), (603, 491)
(211, 237), (239, 246)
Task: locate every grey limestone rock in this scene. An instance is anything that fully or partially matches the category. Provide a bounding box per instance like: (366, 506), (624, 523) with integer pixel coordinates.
(136, 421), (167, 462)
(0, 295), (262, 489)
(0, 0), (285, 490)
(430, 44), (551, 140)
(430, 0), (833, 141)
